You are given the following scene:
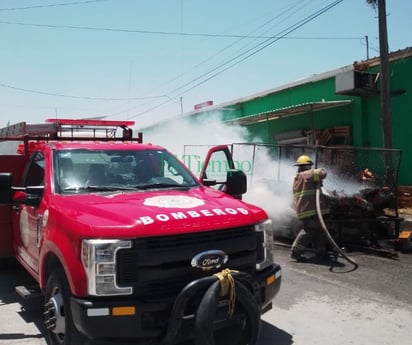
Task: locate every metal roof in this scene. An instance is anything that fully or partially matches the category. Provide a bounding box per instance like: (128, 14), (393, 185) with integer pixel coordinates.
(224, 100), (353, 125)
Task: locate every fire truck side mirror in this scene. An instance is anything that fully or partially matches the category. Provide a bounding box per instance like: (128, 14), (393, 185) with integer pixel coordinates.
(12, 186), (43, 207)
(0, 174), (43, 207)
(0, 173), (13, 204)
(12, 188), (42, 207)
(225, 169), (247, 199)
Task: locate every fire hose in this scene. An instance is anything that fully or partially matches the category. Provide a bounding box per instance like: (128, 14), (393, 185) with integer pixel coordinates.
(161, 270), (261, 345)
(316, 186), (358, 269)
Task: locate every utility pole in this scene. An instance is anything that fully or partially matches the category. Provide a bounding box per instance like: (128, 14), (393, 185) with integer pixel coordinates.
(377, 0), (392, 150)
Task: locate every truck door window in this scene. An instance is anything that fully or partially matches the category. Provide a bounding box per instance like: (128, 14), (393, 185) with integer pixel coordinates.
(23, 152), (45, 187)
(203, 150), (230, 189)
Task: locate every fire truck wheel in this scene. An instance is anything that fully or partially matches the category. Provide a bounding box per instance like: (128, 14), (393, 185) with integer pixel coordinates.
(44, 267), (85, 345)
(195, 279), (261, 345)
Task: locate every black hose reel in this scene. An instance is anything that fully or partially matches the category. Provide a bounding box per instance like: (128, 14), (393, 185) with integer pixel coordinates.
(161, 269), (262, 345)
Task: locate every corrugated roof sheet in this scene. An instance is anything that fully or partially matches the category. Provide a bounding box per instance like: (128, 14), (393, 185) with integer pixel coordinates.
(224, 100), (353, 125)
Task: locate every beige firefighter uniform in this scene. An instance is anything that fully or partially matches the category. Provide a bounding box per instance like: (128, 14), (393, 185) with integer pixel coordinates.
(291, 167), (329, 259)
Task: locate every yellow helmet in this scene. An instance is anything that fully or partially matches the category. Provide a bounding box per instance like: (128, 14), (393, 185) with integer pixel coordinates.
(294, 155), (313, 166)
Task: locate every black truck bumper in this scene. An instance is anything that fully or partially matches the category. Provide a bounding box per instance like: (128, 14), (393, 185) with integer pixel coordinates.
(71, 263), (281, 342)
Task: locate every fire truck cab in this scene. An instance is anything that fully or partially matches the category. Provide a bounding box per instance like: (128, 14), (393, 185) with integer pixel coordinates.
(0, 119), (281, 345)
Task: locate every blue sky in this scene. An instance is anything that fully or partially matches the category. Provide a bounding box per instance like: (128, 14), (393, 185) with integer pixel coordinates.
(0, 0), (411, 129)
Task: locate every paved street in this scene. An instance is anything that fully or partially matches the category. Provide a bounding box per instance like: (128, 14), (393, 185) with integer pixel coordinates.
(0, 244), (411, 345)
(0, 260), (44, 345)
(259, 244), (412, 345)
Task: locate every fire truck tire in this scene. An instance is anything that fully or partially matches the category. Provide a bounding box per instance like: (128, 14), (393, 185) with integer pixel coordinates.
(44, 268), (86, 345)
(161, 276), (217, 344)
(195, 279), (261, 345)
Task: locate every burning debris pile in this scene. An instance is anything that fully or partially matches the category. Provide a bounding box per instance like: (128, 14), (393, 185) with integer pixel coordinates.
(325, 168), (394, 219)
(326, 186), (395, 218)
(322, 168), (399, 251)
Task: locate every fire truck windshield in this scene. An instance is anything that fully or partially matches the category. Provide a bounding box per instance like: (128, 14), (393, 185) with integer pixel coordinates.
(54, 148), (199, 193)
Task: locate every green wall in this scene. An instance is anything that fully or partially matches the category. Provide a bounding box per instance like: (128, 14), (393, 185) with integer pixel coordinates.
(227, 55), (412, 185)
(148, 50), (412, 185)
(388, 58), (412, 184)
(240, 78), (355, 144)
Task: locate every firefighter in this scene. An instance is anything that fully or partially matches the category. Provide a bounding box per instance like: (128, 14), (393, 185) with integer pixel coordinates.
(290, 155), (330, 261)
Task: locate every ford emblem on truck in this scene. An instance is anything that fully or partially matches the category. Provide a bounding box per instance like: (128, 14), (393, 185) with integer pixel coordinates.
(191, 250), (228, 271)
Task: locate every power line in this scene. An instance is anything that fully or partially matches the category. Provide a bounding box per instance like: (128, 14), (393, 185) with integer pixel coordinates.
(101, 1), (316, 118)
(0, 1), (352, 108)
(0, 20), (361, 40)
(131, 0), (345, 118)
(0, 0), (108, 11)
(118, 0), (319, 117)
(0, 83), (169, 101)
(0, 0), (349, 119)
(108, 0), (352, 119)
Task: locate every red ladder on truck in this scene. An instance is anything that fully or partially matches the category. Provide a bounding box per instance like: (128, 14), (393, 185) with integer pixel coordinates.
(0, 118), (142, 142)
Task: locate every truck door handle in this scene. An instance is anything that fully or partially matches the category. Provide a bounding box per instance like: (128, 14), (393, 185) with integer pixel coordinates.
(12, 205), (20, 213)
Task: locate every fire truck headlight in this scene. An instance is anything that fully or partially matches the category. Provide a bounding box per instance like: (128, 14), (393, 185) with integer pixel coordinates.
(255, 219), (274, 270)
(81, 239), (132, 296)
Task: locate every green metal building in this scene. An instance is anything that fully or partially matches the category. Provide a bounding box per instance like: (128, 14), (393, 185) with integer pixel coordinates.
(147, 47), (412, 186)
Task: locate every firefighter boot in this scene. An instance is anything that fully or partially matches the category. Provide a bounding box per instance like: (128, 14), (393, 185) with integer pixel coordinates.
(290, 250), (307, 262)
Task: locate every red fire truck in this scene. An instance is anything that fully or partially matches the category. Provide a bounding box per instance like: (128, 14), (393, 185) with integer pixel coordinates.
(0, 119), (281, 345)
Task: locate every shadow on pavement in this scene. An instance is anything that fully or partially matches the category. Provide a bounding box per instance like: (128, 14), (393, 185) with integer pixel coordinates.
(258, 320), (293, 345)
(0, 259), (46, 341)
(289, 253), (360, 273)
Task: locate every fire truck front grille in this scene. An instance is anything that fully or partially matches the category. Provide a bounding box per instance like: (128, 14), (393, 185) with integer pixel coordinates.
(116, 226), (257, 300)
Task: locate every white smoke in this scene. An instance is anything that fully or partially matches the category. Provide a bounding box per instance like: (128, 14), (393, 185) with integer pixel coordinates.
(143, 112), (249, 152)
(142, 111), (299, 238)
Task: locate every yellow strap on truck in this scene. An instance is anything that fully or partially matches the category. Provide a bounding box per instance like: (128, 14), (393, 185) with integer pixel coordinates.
(214, 268), (239, 317)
